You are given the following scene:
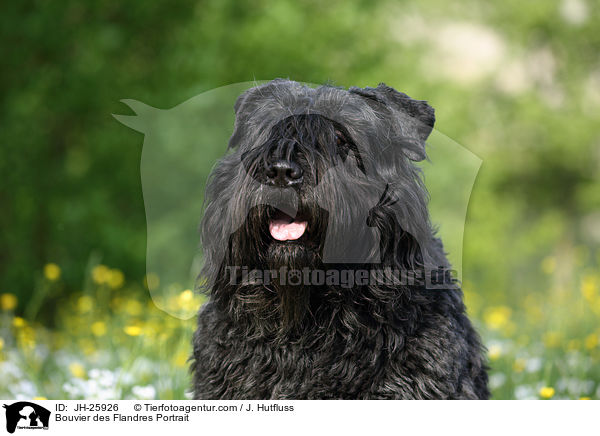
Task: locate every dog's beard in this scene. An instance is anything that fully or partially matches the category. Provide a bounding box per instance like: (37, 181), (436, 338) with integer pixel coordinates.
(265, 225), (325, 327)
(224, 182), (400, 330)
(215, 193), (327, 330)
(262, 203), (324, 329)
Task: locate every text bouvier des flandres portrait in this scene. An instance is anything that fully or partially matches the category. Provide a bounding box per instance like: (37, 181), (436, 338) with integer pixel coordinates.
(191, 79), (489, 399)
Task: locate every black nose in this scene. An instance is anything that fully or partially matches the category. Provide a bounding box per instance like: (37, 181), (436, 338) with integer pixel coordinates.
(265, 159), (303, 187)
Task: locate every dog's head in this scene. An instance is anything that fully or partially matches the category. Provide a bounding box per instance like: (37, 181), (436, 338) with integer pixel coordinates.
(201, 80), (443, 327)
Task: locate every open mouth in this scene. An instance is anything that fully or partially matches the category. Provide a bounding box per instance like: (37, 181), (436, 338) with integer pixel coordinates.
(268, 210), (308, 241)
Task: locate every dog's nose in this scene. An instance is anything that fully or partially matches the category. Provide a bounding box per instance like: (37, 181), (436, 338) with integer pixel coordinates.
(265, 160), (303, 187)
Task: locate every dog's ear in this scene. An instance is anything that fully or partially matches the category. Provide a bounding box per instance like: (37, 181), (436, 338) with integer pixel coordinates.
(228, 85), (260, 149)
(349, 83), (435, 161)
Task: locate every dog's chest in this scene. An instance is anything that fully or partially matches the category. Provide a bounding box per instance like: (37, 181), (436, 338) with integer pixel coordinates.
(217, 330), (396, 399)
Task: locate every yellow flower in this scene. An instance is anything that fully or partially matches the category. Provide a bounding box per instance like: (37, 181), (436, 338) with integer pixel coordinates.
(69, 362), (86, 379)
(513, 358), (526, 373)
(541, 256), (556, 274)
(91, 321), (107, 337)
(584, 333), (598, 350)
(579, 397), (591, 400)
(539, 386), (555, 399)
(125, 300), (143, 316)
(33, 397), (47, 401)
(179, 289), (193, 303)
(0, 337), (4, 351)
(177, 289), (199, 311)
(173, 350), (188, 367)
(92, 265), (110, 285)
(18, 326), (36, 349)
(581, 275), (597, 302)
(124, 325), (143, 336)
(144, 273), (160, 290)
(488, 344), (502, 360)
(483, 306), (511, 330)
(79, 339), (96, 356)
(543, 331), (562, 348)
(44, 263), (61, 281)
(108, 269), (125, 289)
(12, 317), (26, 328)
(77, 296), (94, 313)
(0, 293), (18, 311)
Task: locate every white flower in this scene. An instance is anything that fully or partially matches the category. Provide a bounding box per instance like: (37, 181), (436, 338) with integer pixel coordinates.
(132, 385), (156, 400)
(526, 357), (543, 373)
(97, 370), (116, 388)
(489, 373), (507, 389)
(96, 387), (119, 400)
(11, 380), (37, 398)
(514, 385), (536, 400)
(559, 0), (588, 26)
(0, 360), (23, 379)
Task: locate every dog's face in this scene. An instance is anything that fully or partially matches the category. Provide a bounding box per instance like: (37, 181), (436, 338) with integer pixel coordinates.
(239, 113), (368, 269)
(201, 80), (440, 326)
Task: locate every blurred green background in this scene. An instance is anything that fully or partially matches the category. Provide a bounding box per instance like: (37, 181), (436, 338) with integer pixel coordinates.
(1, 0), (599, 399)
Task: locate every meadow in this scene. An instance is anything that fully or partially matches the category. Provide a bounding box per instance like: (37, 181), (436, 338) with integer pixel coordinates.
(1, 258), (599, 400)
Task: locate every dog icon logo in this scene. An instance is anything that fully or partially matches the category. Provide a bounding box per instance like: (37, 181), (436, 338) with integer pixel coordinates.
(2, 402), (50, 434)
(114, 81), (481, 319)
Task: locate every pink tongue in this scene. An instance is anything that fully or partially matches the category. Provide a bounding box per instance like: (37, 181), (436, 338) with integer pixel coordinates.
(269, 218), (308, 241)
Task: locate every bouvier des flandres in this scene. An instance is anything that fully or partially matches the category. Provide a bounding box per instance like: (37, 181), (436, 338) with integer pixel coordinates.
(191, 79), (489, 399)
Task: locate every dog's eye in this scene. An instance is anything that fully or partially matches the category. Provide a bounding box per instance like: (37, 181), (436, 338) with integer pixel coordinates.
(335, 130), (347, 147)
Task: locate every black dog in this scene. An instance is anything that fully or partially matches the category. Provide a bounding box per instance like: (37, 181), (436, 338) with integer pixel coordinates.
(191, 79), (489, 399)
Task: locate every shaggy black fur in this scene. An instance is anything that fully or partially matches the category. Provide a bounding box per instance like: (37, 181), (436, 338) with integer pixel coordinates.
(191, 79), (489, 399)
